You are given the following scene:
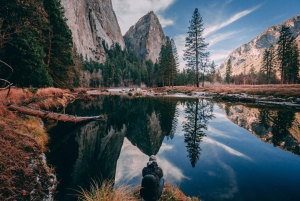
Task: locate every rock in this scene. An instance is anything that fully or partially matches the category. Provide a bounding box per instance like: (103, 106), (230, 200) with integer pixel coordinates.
(61, 0), (125, 62)
(220, 14), (300, 76)
(123, 11), (166, 62)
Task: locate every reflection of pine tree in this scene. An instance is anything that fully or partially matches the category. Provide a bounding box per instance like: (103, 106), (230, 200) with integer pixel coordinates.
(258, 109), (273, 130)
(183, 99), (215, 167)
(270, 111), (295, 146)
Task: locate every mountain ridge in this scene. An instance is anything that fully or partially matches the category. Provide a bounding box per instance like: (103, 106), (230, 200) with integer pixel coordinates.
(219, 14), (300, 75)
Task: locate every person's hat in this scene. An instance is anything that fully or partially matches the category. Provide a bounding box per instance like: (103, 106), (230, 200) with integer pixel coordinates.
(149, 155), (157, 162)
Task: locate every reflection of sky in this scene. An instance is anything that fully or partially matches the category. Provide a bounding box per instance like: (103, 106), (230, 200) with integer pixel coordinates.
(115, 139), (189, 187)
(115, 102), (300, 200)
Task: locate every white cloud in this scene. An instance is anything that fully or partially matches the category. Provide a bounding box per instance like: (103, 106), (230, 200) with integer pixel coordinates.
(208, 49), (233, 65)
(157, 14), (175, 28)
(203, 5), (261, 37)
(112, 0), (176, 34)
(207, 31), (240, 47)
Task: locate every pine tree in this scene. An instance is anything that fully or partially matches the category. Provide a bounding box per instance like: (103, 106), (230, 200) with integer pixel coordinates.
(277, 25), (294, 84)
(43, 0), (76, 87)
(286, 41), (300, 83)
(225, 59), (232, 84)
(183, 8), (209, 87)
(170, 38), (179, 87)
(261, 45), (276, 84)
(0, 0), (53, 87)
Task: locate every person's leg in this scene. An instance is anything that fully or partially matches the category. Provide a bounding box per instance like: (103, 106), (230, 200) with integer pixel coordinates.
(157, 178), (164, 198)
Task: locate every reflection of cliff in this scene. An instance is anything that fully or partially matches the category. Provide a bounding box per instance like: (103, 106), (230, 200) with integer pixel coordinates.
(66, 96), (178, 156)
(126, 111), (164, 155)
(219, 103), (300, 155)
(72, 122), (126, 188)
(47, 121), (125, 201)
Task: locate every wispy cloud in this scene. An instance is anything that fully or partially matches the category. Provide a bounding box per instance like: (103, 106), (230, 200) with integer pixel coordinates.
(203, 5), (261, 37)
(112, 0), (176, 34)
(208, 49), (233, 65)
(207, 31), (240, 47)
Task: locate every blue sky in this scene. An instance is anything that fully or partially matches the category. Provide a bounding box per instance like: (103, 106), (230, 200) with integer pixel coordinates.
(112, 0), (300, 70)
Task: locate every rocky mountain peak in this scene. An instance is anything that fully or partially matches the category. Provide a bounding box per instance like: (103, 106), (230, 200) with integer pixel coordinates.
(61, 0), (125, 62)
(124, 11), (166, 62)
(219, 14), (300, 76)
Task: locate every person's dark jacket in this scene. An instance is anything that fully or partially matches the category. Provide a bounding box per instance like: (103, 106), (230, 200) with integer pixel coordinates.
(142, 161), (163, 179)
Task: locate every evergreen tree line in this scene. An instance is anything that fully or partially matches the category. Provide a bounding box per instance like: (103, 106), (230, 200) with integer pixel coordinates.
(82, 37), (181, 88)
(224, 25), (300, 85)
(0, 0), (77, 88)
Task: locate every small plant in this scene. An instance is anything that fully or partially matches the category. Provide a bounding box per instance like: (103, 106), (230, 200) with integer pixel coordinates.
(28, 86), (38, 94)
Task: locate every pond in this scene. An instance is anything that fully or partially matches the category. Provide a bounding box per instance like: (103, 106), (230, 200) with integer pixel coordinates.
(46, 96), (300, 201)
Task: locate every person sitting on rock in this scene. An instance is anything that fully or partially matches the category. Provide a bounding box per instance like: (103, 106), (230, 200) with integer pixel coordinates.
(140, 155), (164, 201)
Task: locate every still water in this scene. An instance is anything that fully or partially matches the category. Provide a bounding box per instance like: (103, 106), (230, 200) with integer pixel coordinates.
(47, 96), (300, 201)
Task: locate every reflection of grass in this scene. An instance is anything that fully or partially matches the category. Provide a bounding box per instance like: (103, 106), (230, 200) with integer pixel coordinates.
(79, 180), (200, 201)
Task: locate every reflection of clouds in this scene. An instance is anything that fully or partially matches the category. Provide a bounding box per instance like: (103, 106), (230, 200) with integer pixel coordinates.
(216, 162), (238, 199)
(158, 143), (190, 184)
(207, 126), (238, 139)
(204, 137), (252, 161)
(115, 139), (189, 186)
(115, 138), (147, 186)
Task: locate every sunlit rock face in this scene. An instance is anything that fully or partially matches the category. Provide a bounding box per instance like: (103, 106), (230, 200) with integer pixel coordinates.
(126, 112), (165, 156)
(61, 0), (125, 62)
(219, 104), (300, 155)
(123, 11), (166, 62)
(220, 14), (300, 76)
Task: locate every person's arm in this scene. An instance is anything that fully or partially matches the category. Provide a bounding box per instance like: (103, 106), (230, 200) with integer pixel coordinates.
(156, 167), (163, 178)
(142, 167), (147, 177)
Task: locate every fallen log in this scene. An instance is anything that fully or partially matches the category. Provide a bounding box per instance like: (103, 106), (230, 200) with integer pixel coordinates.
(7, 104), (106, 123)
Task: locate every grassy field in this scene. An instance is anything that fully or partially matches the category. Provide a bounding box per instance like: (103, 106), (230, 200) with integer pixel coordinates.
(153, 84), (300, 97)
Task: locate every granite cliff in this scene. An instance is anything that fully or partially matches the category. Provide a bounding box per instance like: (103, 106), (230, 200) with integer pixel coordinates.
(123, 11), (166, 62)
(220, 14), (300, 76)
(61, 0), (125, 62)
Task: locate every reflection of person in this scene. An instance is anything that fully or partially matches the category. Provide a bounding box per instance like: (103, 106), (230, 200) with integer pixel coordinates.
(140, 155), (164, 201)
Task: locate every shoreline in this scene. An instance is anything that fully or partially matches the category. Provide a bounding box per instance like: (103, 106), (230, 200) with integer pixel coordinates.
(85, 84), (300, 108)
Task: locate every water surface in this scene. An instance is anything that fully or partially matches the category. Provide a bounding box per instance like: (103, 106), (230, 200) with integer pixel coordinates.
(47, 96), (300, 201)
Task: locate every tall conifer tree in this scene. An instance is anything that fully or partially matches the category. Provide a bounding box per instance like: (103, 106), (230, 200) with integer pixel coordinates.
(225, 59), (232, 84)
(277, 25), (294, 84)
(261, 45), (276, 84)
(43, 0), (75, 87)
(183, 8), (209, 87)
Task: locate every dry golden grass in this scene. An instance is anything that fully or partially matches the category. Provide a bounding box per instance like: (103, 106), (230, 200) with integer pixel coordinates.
(155, 84), (300, 97)
(0, 87), (74, 200)
(79, 181), (200, 201)
(78, 180), (135, 201)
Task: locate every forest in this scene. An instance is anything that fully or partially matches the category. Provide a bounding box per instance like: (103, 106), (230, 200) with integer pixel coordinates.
(1, 1), (299, 89)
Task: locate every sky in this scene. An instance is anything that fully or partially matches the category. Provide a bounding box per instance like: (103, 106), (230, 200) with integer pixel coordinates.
(112, 0), (300, 70)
